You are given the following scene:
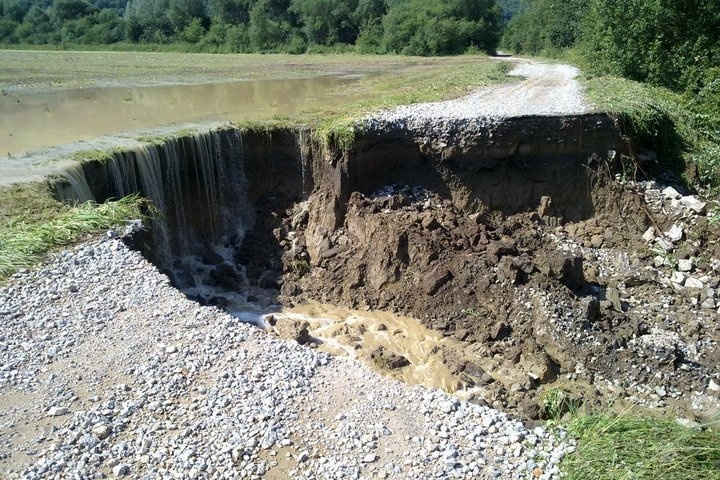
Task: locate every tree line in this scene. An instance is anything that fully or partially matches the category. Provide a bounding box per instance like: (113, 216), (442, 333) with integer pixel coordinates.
(501, 0), (719, 97)
(0, 0), (503, 55)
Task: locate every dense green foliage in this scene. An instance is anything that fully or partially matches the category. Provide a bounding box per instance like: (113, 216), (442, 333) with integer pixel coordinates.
(500, 0), (587, 55)
(497, 0), (518, 22)
(0, 0), (502, 54)
(502, 0), (720, 187)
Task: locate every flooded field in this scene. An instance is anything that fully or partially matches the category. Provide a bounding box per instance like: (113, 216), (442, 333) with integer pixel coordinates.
(0, 76), (359, 157)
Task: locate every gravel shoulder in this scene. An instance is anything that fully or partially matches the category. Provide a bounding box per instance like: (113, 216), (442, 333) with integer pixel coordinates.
(0, 237), (572, 479)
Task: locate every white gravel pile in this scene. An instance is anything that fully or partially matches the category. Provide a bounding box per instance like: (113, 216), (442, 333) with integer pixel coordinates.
(365, 61), (591, 132)
(0, 235), (574, 479)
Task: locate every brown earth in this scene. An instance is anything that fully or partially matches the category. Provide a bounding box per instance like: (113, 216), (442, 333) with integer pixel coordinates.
(237, 118), (720, 425)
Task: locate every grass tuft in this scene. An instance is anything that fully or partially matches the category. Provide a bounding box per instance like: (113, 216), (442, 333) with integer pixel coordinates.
(562, 414), (720, 480)
(0, 195), (148, 277)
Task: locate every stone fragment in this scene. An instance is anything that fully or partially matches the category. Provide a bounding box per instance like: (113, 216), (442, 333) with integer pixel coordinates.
(363, 453), (378, 463)
(670, 271), (686, 285)
(370, 347), (410, 370)
(536, 251), (585, 290)
(709, 379), (720, 392)
(656, 237), (674, 252)
(497, 256), (522, 285)
(92, 424), (112, 440)
(642, 227), (656, 243)
(654, 256), (670, 268)
(537, 196), (553, 217)
(421, 216), (441, 231)
(274, 319), (312, 345)
(685, 277), (705, 289)
(662, 186), (681, 199)
(112, 464), (130, 477)
(665, 225), (684, 244)
(702, 298), (716, 310)
(679, 196), (707, 215)
(423, 267), (453, 295)
(487, 241), (518, 261)
(47, 406), (69, 417)
(605, 287), (623, 312)
(583, 297), (600, 323)
(677, 259), (693, 272)
(676, 418), (701, 430)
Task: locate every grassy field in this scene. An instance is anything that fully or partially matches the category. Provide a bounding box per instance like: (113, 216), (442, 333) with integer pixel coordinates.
(0, 50), (501, 92)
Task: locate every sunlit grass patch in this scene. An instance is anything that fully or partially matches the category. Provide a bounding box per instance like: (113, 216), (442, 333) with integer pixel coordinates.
(582, 75), (720, 188)
(561, 414), (720, 480)
(0, 195), (147, 277)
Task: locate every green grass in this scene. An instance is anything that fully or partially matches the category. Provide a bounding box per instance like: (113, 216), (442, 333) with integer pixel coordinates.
(582, 75), (720, 188)
(561, 414), (720, 480)
(0, 189), (147, 277)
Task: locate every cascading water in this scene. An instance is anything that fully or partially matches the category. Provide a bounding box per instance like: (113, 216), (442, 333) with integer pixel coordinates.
(54, 127), (252, 281)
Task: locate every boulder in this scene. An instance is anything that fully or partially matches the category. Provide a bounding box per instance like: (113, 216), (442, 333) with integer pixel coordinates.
(370, 346), (410, 370)
(679, 196), (707, 215)
(424, 267), (453, 295)
(536, 251), (585, 290)
(274, 319), (312, 345)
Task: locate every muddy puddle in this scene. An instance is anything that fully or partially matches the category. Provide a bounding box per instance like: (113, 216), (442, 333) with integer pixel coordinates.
(0, 75), (359, 158)
(220, 298), (491, 400)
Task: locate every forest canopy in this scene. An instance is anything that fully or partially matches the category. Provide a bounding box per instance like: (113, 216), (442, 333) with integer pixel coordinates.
(0, 0), (504, 54)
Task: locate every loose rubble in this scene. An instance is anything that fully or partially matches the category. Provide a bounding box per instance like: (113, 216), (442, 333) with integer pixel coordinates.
(0, 237), (572, 479)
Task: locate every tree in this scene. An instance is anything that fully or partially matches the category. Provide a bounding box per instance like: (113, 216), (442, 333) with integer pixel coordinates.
(167, 0), (208, 33)
(14, 5), (56, 43)
(2, 0), (33, 22)
(210, 0), (252, 25)
(50, 0), (96, 26)
(578, 0), (720, 93)
(248, 0), (284, 51)
(500, 0), (587, 55)
(290, 0), (358, 45)
(381, 0), (500, 55)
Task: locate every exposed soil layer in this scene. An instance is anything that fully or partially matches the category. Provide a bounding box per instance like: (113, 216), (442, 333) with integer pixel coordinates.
(262, 116), (720, 422)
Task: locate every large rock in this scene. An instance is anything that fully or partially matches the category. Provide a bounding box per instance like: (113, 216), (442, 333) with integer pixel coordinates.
(274, 319), (312, 345)
(536, 251), (585, 290)
(370, 346), (410, 370)
(424, 267), (453, 295)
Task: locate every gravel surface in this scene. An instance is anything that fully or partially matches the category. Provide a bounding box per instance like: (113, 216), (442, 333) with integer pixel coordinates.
(0, 235), (575, 479)
(365, 60), (590, 130)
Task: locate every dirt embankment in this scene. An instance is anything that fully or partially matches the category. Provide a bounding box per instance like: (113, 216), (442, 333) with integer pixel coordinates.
(250, 64), (720, 421)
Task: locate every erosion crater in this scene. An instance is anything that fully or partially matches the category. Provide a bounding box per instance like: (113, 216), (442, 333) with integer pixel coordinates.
(54, 115), (720, 421)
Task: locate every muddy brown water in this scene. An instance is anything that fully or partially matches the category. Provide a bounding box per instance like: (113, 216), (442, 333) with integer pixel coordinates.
(273, 301), (488, 399)
(0, 75), (359, 158)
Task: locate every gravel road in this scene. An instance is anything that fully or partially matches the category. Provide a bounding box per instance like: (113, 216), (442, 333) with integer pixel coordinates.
(0, 235), (574, 479)
(0, 59), (587, 479)
(367, 60), (591, 129)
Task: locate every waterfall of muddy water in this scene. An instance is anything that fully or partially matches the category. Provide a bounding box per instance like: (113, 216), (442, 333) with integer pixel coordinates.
(1, 75), (360, 158)
(54, 128), (252, 272)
